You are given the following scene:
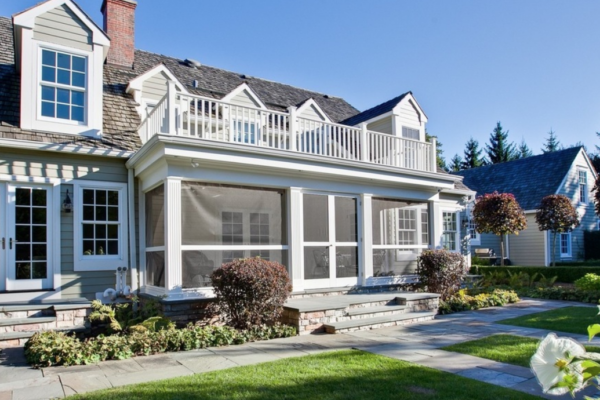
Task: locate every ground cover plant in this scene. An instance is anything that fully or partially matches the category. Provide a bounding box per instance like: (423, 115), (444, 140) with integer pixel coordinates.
(496, 306), (598, 335)
(443, 334), (600, 368)
(438, 288), (519, 315)
(70, 350), (539, 400)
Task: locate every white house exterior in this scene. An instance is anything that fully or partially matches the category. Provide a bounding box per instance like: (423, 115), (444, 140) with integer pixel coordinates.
(0, 0), (471, 304)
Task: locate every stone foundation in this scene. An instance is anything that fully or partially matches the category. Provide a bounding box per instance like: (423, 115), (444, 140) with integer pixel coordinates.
(140, 295), (218, 327)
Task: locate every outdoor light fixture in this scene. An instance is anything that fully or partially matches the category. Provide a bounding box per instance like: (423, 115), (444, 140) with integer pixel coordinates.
(191, 159), (200, 168)
(63, 189), (72, 213)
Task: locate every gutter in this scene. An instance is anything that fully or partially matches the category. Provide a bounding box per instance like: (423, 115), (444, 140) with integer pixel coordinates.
(0, 138), (135, 158)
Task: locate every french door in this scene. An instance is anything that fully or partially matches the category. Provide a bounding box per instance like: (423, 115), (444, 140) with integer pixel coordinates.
(2, 184), (54, 291)
(302, 193), (359, 289)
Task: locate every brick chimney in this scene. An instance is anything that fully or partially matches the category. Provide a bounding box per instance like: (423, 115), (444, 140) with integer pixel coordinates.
(101, 0), (137, 68)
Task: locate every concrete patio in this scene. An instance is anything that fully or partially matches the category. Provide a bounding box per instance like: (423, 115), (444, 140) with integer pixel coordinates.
(1, 298), (599, 399)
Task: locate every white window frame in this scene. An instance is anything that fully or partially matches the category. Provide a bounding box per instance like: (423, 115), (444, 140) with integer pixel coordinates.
(401, 126), (420, 140)
(578, 169), (588, 205)
(442, 211), (458, 251)
(560, 232), (572, 258)
(468, 218), (480, 246)
(73, 181), (128, 271)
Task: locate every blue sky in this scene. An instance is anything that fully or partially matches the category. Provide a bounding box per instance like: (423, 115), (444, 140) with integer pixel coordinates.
(2, 0), (599, 162)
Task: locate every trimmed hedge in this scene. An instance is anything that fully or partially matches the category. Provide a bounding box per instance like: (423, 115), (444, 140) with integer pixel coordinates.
(25, 323), (296, 368)
(470, 266), (600, 284)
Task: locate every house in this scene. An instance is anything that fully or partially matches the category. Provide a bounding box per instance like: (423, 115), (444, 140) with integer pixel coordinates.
(454, 147), (598, 266)
(0, 0), (472, 309)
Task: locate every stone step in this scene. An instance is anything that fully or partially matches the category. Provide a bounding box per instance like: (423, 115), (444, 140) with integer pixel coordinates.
(347, 299), (398, 309)
(0, 317), (58, 333)
(324, 311), (437, 334)
(0, 325), (88, 348)
(0, 304), (54, 313)
(345, 304), (409, 319)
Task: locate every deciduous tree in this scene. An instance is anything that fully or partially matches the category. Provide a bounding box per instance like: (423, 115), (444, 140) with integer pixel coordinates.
(472, 192), (527, 266)
(535, 195), (579, 267)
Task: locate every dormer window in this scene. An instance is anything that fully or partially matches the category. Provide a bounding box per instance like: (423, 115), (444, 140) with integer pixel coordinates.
(40, 49), (86, 123)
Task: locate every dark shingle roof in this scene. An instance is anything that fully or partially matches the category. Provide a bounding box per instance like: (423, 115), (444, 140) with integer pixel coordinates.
(452, 147), (583, 210)
(340, 92), (410, 126)
(0, 15), (360, 152)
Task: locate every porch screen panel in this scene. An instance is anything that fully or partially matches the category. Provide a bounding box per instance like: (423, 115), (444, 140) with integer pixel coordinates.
(180, 182), (288, 288)
(145, 184), (165, 288)
(371, 198), (428, 276)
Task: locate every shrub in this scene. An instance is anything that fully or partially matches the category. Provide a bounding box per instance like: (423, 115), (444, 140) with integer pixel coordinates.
(88, 296), (164, 334)
(575, 274), (600, 291)
(470, 266), (600, 284)
(524, 287), (600, 304)
(439, 288), (519, 314)
(416, 249), (468, 300)
(211, 257), (292, 329)
(25, 323), (297, 368)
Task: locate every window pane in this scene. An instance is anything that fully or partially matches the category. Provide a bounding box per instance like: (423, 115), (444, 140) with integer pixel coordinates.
(95, 241), (106, 255)
(83, 205), (94, 220)
(372, 198), (428, 246)
(335, 197), (357, 242)
(41, 86), (55, 101)
(107, 191), (119, 205)
(32, 208), (46, 224)
(16, 263), (31, 280)
(16, 207), (30, 224)
(57, 69), (70, 85)
(95, 224), (106, 239)
(71, 91), (84, 106)
(71, 106), (84, 122)
(336, 246), (358, 278)
(72, 56), (85, 72)
(32, 226), (46, 242)
(41, 66), (55, 82)
(41, 101), (55, 118)
(16, 226), (30, 242)
(303, 194), (328, 242)
(32, 244), (46, 260)
(42, 50), (55, 66)
(304, 246), (329, 280)
(16, 244), (30, 261)
(16, 188), (31, 206)
(57, 88), (69, 104)
(57, 104), (70, 119)
(83, 240), (94, 255)
(146, 251), (165, 287)
(372, 248), (421, 277)
(107, 240), (118, 255)
(181, 182), (286, 246)
(145, 185), (164, 247)
(83, 189), (94, 204)
(32, 263), (47, 279)
(107, 206), (118, 221)
(96, 206), (107, 221)
(96, 190), (107, 204)
(72, 72), (85, 88)
(32, 189), (46, 206)
(57, 52), (70, 69)
(83, 224), (94, 239)
(107, 225), (118, 239)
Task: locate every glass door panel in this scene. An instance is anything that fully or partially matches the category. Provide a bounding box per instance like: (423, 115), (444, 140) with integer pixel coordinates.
(6, 185), (53, 291)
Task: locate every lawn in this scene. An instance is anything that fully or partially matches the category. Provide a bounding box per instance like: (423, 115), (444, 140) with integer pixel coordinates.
(72, 350), (539, 400)
(443, 334), (600, 368)
(496, 306), (599, 335)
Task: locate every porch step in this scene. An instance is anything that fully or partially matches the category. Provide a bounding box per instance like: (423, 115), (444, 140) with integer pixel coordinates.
(324, 311), (437, 334)
(0, 304), (54, 313)
(345, 304), (409, 319)
(0, 325), (88, 348)
(0, 317), (56, 327)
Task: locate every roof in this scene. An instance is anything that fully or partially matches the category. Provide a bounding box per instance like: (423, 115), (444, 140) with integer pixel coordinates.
(340, 92), (410, 126)
(0, 15), (360, 153)
(453, 147), (584, 210)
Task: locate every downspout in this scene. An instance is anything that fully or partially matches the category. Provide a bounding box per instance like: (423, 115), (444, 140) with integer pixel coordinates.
(127, 167), (139, 293)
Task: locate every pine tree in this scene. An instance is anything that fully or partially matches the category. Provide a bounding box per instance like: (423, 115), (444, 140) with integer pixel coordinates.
(485, 122), (516, 164)
(461, 138), (484, 169)
(541, 129), (561, 153)
(426, 132), (446, 170)
(515, 139), (533, 159)
(449, 154), (463, 172)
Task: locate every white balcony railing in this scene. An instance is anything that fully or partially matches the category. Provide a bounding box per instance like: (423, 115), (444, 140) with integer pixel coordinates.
(138, 82), (437, 173)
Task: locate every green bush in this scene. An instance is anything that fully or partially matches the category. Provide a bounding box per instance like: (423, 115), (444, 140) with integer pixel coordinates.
(24, 323), (296, 368)
(522, 287), (600, 304)
(416, 249), (468, 300)
(470, 266), (600, 284)
(439, 288), (519, 315)
(575, 273), (600, 291)
(211, 257), (292, 329)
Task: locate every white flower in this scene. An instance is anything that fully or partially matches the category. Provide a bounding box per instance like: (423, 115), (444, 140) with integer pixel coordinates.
(531, 333), (586, 395)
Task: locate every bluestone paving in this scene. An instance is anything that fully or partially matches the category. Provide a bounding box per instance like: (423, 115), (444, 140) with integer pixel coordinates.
(0, 297), (598, 398)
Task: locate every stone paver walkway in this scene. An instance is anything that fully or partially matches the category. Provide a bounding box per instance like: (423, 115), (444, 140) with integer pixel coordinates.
(0, 298), (598, 399)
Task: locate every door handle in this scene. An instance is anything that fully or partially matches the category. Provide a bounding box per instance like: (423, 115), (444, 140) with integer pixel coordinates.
(1, 238), (4, 250)
(9, 238), (16, 250)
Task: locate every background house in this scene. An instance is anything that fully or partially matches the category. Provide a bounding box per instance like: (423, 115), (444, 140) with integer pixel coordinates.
(454, 147), (598, 266)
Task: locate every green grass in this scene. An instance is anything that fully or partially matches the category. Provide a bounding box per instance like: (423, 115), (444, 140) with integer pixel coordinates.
(497, 306), (599, 335)
(72, 350), (538, 400)
(443, 334), (600, 368)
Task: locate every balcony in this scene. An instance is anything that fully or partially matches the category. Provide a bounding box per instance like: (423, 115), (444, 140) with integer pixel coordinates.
(138, 83), (437, 173)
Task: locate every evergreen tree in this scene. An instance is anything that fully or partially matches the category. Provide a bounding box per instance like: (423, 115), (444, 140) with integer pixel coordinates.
(461, 138), (484, 169)
(485, 122), (516, 164)
(426, 132), (446, 170)
(541, 129), (561, 153)
(515, 139), (533, 159)
(449, 154), (463, 172)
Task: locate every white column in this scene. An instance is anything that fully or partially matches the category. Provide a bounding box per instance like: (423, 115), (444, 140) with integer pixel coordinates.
(430, 200), (443, 250)
(430, 137), (437, 172)
(166, 81), (176, 135)
(289, 187), (304, 292)
(288, 106), (298, 152)
(360, 123), (368, 162)
(164, 177), (182, 295)
(360, 194), (373, 286)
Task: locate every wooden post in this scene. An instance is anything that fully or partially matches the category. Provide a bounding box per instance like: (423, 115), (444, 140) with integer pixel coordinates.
(288, 106), (297, 151)
(360, 123), (368, 162)
(167, 81), (176, 135)
(430, 137), (437, 172)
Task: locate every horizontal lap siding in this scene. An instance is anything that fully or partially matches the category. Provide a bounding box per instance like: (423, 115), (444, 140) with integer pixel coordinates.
(508, 214), (546, 266)
(230, 90), (261, 108)
(472, 234), (502, 258)
(0, 149), (128, 300)
(396, 101), (422, 139)
(367, 116), (393, 135)
(142, 73), (169, 102)
(298, 105), (325, 121)
(33, 5), (93, 52)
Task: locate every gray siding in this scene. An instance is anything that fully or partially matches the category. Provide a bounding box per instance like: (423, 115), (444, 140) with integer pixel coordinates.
(229, 89), (261, 108)
(472, 234), (502, 259)
(508, 214), (546, 266)
(396, 100), (422, 138)
(298, 104), (326, 121)
(141, 72), (169, 102)
(33, 5), (92, 52)
(367, 116), (393, 134)
(0, 149), (128, 300)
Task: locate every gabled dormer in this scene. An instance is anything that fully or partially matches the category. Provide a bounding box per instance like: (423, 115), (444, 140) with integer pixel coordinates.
(341, 92), (428, 141)
(13, 0), (111, 137)
(296, 98), (330, 122)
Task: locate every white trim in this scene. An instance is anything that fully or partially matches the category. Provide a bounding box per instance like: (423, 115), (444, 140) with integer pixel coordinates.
(560, 232), (572, 258)
(73, 181), (129, 271)
(347, 111), (394, 127)
(181, 245), (289, 251)
(221, 83), (267, 109)
(126, 64), (189, 95)
(543, 230), (549, 266)
(391, 93), (429, 123)
(296, 98), (331, 122)
(0, 138), (133, 158)
(127, 168), (138, 293)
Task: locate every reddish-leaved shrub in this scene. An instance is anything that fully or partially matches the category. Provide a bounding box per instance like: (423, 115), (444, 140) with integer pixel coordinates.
(211, 257), (292, 329)
(416, 249), (468, 300)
